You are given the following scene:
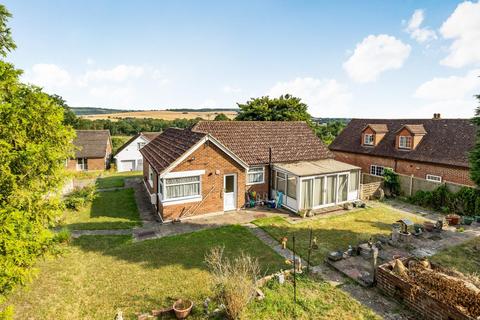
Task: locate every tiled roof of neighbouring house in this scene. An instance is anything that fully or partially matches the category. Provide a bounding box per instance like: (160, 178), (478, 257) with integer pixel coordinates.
(141, 132), (162, 141)
(330, 118), (475, 168)
(73, 130), (111, 158)
(191, 121), (333, 165)
(366, 124), (389, 133)
(140, 128), (206, 173)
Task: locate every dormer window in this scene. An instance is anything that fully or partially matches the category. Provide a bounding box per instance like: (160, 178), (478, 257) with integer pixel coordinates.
(399, 136), (412, 149)
(364, 134), (374, 145)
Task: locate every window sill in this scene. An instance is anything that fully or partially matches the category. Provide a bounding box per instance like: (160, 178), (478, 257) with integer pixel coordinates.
(161, 195), (202, 206)
(246, 181), (265, 186)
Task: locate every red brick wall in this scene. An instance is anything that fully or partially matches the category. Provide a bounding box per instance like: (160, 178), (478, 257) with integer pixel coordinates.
(333, 151), (473, 186)
(147, 141), (247, 221)
(66, 157), (106, 171)
(377, 259), (472, 320)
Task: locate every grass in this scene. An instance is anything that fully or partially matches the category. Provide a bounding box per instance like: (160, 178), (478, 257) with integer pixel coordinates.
(430, 236), (480, 276)
(95, 171), (143, 189)
(62, 188), (141, 230)
(253, 204), (426, 265)
(5, 226), (286, 319)
(242, 274), (380, 320)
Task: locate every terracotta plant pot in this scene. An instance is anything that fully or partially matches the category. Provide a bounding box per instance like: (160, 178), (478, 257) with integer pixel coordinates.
(446, 214), (460, 226)
(423, 221), (435, 232)
(173, 299), (193, 319)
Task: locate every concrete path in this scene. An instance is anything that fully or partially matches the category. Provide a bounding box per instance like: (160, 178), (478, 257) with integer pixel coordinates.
(133, 209), (286, 241)
(71, 229), (132, 238)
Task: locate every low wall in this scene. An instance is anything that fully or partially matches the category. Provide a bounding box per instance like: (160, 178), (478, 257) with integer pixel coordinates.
(360, 173), (383, 200)
(377, 258), (474, 320)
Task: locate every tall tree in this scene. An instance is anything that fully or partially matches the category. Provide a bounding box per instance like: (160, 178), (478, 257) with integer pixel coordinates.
(0, 5), (74, 308)
(469, 93), (480, 187)
(236, 95), (312, 122)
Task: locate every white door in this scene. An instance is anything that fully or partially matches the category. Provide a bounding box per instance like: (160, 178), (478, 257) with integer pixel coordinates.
(223, 174), (236, 211)
(121, 160), (135, 172)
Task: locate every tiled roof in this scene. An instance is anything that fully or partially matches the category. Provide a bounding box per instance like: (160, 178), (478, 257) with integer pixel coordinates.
(192, 121), (333, 165)
(140, 128), (206, 173)
(73, 130), (111, 158)
(330, 119), (475, 168)
(366, 124), (388, 133)
(141, 132), (162, 141)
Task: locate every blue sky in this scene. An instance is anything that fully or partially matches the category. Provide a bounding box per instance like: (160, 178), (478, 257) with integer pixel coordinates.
(4, 0), (480, 118)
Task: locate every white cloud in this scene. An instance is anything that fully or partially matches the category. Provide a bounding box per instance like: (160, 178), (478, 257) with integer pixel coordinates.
(343, 34), (411, 83)
(267, 77), (352, 117)
(24, 63), (72, 89)
(414, 69), (480, 100)
(405, 9), (437, 43)
(222, 85), (242, 94)
(413, 69), (480, 118)
(81, 64), (144, 84)
(440, 1), (480, 68)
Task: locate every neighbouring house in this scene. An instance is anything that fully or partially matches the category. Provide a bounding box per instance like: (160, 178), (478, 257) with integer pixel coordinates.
(113, 132), (161, 172)
(140, 121), (361, 222)
(329, 114), (476, 186)
(67, 130), (112, 171)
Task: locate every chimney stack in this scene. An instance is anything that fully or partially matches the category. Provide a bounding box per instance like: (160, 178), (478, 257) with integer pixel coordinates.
(433, 113), (441, 119)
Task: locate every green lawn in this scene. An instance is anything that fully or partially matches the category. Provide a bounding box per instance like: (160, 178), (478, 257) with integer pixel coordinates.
(431, 236), (480, 275)
(95, 172), (142, 189)
(5, 226), (287, 319)
(63, 188), (141, 230)
(243, 274), (380, 320)
(253, 204), (426, 265)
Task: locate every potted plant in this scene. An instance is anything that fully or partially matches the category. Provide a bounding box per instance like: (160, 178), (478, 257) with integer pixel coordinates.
(173, 299), (193, 319)
(446, 214), (460, 226)
(463, 216), (474, 225)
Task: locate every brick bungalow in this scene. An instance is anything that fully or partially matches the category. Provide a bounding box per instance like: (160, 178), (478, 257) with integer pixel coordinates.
(140, 121), (361, 222)
(67, 130), (112, 171)
(329, 115), (476, 186)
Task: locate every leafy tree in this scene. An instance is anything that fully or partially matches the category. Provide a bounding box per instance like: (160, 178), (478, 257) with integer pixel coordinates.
(383, 168), (400, 196)
(49, 94), (79, 127)
(469, 93), (480, 187)
(236, 94), (312, 122)
(0, 5), (74, 308)
(214, 113), (230, 121)
(313, 120), (347, 145)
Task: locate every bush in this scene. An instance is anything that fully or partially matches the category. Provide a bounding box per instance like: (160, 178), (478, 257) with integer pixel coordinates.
(205, 247), (260, 319)
(64, 186), (96, 210)
(54, 228), (71, 244)
(408, 185), (479, 216)
(383, 168), (400, 196)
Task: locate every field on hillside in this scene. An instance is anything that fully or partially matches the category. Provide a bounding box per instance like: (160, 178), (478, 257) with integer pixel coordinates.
(80, 110), (237, 121)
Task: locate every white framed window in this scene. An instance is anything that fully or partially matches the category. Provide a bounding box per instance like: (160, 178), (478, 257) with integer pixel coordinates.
(349, 170), (359, 192)
(247, 166), (265, 185)
(364, 134), (374, 146)
(399, 136), (412, 149)
(370, 165), (385, 176)
(137, 142), (146, 150)
(77, 158), (88, 171)
(276, 171), (286, 194)
(148, 165), (154, 187)
(164, 175), (201, 200)
(426, 174), (442, 183)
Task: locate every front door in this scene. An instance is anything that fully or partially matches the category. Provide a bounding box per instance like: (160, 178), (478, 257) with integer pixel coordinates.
(223, 174), (236, 211)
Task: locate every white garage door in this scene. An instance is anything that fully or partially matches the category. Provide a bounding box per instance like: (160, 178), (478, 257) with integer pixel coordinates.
(120, 160), (135, 172)
(136, 159), (143, 171)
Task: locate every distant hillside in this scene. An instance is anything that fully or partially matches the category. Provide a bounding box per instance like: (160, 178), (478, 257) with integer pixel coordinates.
(166, 108), (239, 112)
(71, 107), (132, 115)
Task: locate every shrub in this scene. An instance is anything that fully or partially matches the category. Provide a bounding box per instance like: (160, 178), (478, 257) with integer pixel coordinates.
(64, 186), (96, 210)
(408, 185), (480, 216)
(54, 228), (71, 244)
(205, 247), (260, 319)
(383, 168), (400, 196)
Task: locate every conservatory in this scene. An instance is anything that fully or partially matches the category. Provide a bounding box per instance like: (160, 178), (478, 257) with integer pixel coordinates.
(272, 159), (361, 213)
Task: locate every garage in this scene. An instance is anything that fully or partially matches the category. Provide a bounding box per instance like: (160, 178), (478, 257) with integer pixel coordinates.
(120, 160), (136, 172)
